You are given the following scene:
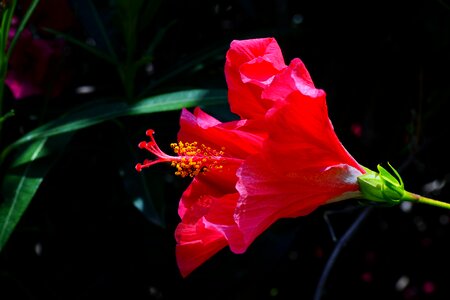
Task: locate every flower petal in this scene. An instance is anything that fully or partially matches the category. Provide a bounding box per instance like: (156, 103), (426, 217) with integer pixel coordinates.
(234, 59), (365, 249)
(178, 108), (264, 158)
(264, 90), (364, 173)
(235, 156), (362, 250)
(179, 168), (240, 221)
(175, 220), (228, 278)
(176, 192), (246, 277)
(6, 20), (68, 100)
(225, 37), (287, 119)
(262, 58), (325, 102)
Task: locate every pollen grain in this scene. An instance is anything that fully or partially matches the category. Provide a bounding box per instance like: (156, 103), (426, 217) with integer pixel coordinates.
(170, 141), (224, 178)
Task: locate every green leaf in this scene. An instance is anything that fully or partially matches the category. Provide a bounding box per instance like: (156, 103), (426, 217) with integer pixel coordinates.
(0, 110), (14, 125)
(43, 28), (116, 64)
(0, 89), (226, 244)
(126, 88), (227, 115)
(6, 0), (40, 60)
(140, 20), (176, 63)
(84, 0), (118, 60)
(0, 134), (72, 251)
(1, 89), (227, 162)
(138, 45), (228, 97)
(0, 172), (42, 250)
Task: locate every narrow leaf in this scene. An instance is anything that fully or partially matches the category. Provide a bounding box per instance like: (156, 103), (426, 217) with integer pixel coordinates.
(0, 134), (72, 251)
(6, 0), (40, 59)
(2, 89), (227, 160)
(138, 45), (228, 97)
(126, 88), (227, 115)
(44, 28), (116, 64)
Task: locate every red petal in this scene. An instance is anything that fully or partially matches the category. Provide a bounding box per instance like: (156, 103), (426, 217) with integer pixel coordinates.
(240, 57), (282, 87)
(264, 90), (364, 173)
(225, 37), (287, 119)
(176, 192), (246, 277)
(177, 108), (264, 158)
(179, 175), (247, 251)
(179, 168), (239, 221)
(262, 58), (326, 103)
(227, 38), (285, 68)
(235, 155), (362, 250)
(233, 58), (365, 250)
(175, 221), (228, 278)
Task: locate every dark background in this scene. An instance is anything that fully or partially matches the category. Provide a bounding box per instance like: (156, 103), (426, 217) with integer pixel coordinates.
(2, 0), (450, 299)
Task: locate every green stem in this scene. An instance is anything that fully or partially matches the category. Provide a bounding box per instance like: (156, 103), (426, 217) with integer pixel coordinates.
(0, 0), (18, 116)
(0, 0), (18, 145)
(6, 0), (40, 60)
(86, 0), (118, 61)
(118, 62), (136, 101)
(404, 192), (450, 210)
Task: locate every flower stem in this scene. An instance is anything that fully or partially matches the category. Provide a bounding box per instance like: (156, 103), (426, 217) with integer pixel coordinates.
(405, 192), (450, 210)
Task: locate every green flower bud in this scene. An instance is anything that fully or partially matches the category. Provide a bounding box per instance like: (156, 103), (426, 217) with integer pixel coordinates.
(357, 163), (406, 205)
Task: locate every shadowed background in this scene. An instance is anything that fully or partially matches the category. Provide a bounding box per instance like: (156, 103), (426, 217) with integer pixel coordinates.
(1, 0), (450, 299)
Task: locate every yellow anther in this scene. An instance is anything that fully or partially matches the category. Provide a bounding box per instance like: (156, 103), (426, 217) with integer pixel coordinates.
(166, 140), (225, 178)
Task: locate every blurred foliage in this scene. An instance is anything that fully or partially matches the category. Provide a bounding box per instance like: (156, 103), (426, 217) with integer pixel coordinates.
(0, 0), (450, 299)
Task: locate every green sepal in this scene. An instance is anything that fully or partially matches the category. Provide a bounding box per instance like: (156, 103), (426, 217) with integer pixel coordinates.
(357, 163), (406, 205)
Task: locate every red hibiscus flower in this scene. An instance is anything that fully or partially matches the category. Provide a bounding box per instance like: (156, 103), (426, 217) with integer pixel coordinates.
(136, 37), (366, 277)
